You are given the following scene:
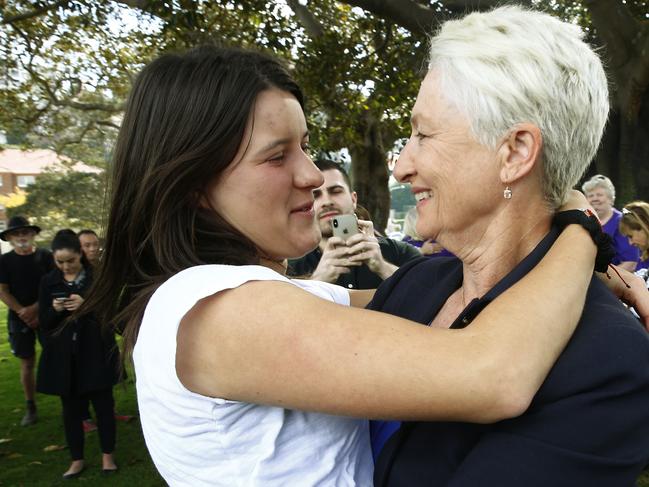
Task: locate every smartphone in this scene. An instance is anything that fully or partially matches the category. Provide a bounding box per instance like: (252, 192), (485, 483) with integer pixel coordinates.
(52, 291), (70, 301)
(332, 214), (360, 242)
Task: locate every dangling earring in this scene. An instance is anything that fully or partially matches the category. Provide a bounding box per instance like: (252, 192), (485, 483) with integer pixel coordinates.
(503, 186), (512, 199)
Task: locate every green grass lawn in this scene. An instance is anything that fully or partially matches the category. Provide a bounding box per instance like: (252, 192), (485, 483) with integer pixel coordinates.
(0, 304), (647, 486)
(0, 304), (164, 486)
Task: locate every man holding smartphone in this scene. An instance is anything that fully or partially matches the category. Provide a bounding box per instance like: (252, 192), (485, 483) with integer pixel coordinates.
(0, 216), (54, 426)
(288, 159), (420, 289)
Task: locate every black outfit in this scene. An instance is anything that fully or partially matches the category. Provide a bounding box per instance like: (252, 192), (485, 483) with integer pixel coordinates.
(37, 267), (120, 460)
(370, 227), (649, 487)
(287, 237), (421, 289)
(0, 249), (53, 358)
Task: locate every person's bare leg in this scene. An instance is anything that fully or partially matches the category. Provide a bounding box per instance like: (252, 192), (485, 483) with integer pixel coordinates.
(63, 459), (84, 477)
(102, 452), (117, 471)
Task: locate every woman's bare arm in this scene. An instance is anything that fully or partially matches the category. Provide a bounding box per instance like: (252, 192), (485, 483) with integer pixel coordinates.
(176, 225), (594, 424)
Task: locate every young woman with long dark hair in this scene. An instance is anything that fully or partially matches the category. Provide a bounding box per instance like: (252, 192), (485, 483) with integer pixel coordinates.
(38, 232), (119, 479)
(80, 46), (642, 485)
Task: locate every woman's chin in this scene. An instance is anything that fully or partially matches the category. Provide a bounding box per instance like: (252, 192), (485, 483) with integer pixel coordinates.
(291, 236), (320, 259)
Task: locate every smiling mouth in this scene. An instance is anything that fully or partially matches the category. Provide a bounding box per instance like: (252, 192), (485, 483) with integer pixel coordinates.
(292, 203), (314, 214)
(414, 191), (432, 202)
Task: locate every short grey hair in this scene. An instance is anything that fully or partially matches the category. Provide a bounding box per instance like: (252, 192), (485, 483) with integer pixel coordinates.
(581, 174), (616, 203)
(428, 6), (609, 209)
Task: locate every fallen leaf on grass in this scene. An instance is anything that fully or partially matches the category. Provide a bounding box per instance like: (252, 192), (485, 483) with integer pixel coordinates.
(43, 444), (66, 452)
(11, 408), (20, 413)
(0, 439), (12, 444)
(7, 453), (22, 459)
(29, 461), (43, 465)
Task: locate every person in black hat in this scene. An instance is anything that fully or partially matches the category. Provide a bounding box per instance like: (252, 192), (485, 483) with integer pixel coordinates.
(0, 216), (54, 426)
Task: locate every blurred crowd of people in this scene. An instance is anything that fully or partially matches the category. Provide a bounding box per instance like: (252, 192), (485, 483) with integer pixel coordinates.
(581, 174), (649, 286)
(0, 217), (120, 478)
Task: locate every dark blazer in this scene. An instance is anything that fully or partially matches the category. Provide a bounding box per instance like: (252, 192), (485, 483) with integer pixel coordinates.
(371, 228), (649, 487)
(37, 267), (119, 397)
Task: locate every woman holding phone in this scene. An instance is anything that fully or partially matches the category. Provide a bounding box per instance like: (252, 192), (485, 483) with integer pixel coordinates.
(80, 46), (647, 486)
(38, 231), (119, 479)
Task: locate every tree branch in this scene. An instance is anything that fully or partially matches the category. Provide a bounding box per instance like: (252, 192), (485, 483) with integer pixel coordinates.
(22, 62), (124, 113)
(54, 121), (96, 150)
(585, 0), (639, 68)
(585, 0), (649, 121)
(95, 120), (121, 130)
(1, 0), (70, 25)
(341, 0), (437, 36)
(338, 0), (533, 36)
(287, 0), (325, 38)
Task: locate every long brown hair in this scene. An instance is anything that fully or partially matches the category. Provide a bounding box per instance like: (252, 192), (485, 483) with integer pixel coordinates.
(620, 201), (649, 260)
(81, 46), (305, 361)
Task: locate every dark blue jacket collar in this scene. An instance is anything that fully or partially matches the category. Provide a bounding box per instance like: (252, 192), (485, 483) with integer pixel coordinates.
(449, 226), (559, 329)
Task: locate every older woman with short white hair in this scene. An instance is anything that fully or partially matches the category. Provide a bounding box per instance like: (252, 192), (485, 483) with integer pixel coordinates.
(582, 174), (639, 271)
(371, 6), (649, 486)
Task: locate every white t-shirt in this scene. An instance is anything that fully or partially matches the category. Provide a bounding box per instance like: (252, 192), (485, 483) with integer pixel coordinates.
(133, 265), (373, 486)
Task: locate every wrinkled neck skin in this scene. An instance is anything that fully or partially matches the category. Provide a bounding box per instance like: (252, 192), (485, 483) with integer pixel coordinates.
(440, 195), (553, 307)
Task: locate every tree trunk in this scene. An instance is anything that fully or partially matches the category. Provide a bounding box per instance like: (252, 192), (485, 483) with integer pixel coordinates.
(349, 111), (391, 233)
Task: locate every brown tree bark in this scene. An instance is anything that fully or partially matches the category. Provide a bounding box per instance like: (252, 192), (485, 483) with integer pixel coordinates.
(349, 111), (391, 232)
(585, 0), (649, 201)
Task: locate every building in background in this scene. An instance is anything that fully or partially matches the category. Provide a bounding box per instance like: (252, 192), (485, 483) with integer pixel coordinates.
(0, 147), (101, 231)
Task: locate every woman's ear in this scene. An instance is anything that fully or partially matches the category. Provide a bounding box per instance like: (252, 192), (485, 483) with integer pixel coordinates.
(498, 123), (543, 184)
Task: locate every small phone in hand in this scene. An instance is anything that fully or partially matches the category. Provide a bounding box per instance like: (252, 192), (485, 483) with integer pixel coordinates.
(332, 214), (360, 242)
(52, 291), (70, 301)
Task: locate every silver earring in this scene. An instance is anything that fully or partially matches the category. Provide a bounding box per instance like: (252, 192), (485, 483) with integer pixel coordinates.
(503, 186), (512, 199)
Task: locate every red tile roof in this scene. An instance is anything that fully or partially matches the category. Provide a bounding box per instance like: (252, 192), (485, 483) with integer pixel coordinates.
(0, 148), (101, 174)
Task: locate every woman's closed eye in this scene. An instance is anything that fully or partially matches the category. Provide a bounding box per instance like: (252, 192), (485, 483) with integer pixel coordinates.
(267, 153), (285, 164)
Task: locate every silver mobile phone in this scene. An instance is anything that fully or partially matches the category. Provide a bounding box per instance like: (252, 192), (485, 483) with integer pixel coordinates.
(332, 214), (359, 242)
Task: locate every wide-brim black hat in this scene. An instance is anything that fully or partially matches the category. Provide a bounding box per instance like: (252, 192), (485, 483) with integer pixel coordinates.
(0, 216), (41, 241)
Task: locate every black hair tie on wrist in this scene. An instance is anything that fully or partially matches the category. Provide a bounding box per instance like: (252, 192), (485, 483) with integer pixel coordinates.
(553, 209), (616, 273)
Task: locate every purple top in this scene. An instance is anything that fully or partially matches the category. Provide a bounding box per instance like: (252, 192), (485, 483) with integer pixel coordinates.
(402, 236), (455, 258)
(602, 208), (640, 265)
(637, 257), (649, 271)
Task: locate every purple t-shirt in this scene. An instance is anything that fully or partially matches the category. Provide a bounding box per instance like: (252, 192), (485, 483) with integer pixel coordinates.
(602, 208), (640, 265)
(402, 236), (455, 258)
(637, 257), (649, 271)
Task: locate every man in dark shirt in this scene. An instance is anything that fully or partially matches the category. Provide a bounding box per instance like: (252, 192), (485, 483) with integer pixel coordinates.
(0, 216), (54, 426)
(288, 159), (420, 289)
